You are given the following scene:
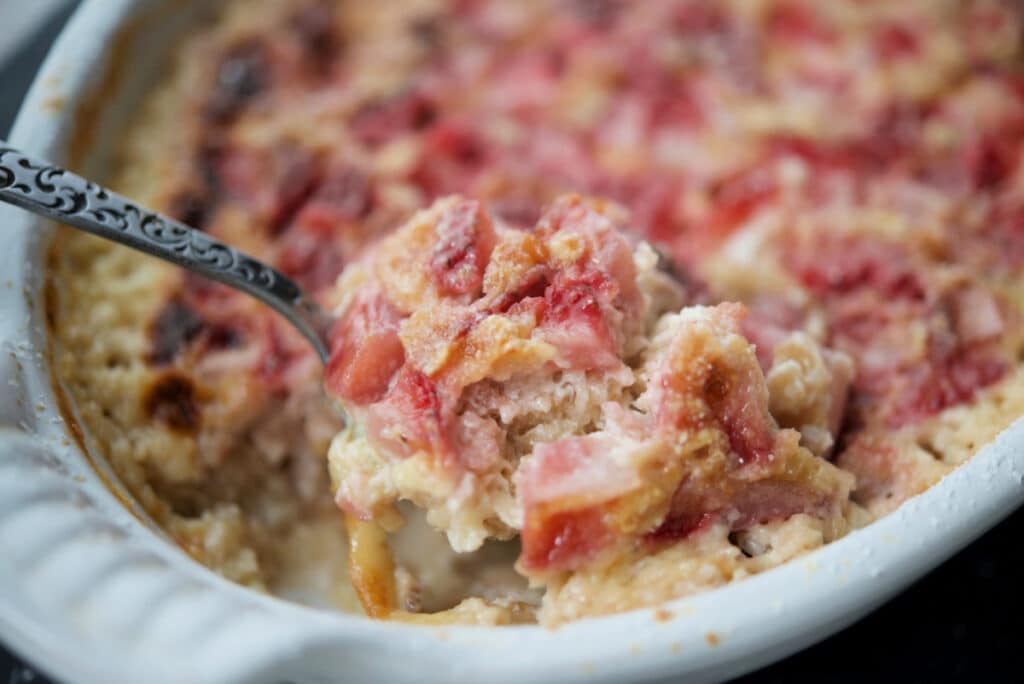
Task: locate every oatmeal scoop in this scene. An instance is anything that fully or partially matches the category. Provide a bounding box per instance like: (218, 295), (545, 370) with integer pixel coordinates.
(325, 195), (854, 584)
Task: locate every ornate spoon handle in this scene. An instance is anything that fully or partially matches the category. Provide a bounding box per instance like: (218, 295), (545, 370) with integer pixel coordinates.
(0, 142), (333, 363)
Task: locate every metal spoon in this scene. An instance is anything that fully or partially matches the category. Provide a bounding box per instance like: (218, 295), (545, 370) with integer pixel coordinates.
(0, 142), (334, 363)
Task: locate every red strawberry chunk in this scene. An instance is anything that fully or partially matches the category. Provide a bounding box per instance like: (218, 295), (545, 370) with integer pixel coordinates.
(364, 366), (453, 462)
(877, 24), (918, 59)
(767, 3), (836, 43)
(293, 165), (376, 231)
(279, 166), (376, 290)
(980, 200), (1024, 267)
(539, 269), (620, 369)
(325, 288), (405, 405)
(671, 3), (729, 37)
(649, 477), (828, 546)
(276, 228), (345, 292)
(213, 145), (323, 229)
(411, 122), (488, 198)
(885, 345), (1007, 428)
(519, 434), (638, 572)
(351, 90), (437, 147)
(532, 198), (643, 369)
(786, 233), (1009, 428)
(789, 234), (926, 301)
(429, 199), (497, 298)
(520, 506), (612, 572)
(652, 306), (777, 466)
(521, 434), (638, 507)
(704, 359), (777, 467)
(618, 176), (680, 247)
(705, 165), (779, 242)
(257, 317), (311, 390)
(965, 134), (1020, 190)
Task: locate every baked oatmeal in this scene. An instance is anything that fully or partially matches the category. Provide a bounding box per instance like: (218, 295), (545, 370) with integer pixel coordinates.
(326, 195), (857, 623)
(49, 0), (1024, 625)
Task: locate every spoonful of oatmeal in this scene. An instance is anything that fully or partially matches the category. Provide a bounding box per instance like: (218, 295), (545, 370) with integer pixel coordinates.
(317, 192), (854, 623)
(1, 142), (856, 625)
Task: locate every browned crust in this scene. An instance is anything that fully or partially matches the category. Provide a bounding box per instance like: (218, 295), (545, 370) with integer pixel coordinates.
(46, 238), (146, 520)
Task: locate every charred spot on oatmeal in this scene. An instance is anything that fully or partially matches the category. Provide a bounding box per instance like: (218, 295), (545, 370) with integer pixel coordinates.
(167, 189), (215, 231)
(204, 323), (245, 352)
(703, 362), (734, 405)
(206, 39), (272, 125)
(144, 373), (201, 433)
(148, 298), (205, 365)
(290, 0), (341, 74)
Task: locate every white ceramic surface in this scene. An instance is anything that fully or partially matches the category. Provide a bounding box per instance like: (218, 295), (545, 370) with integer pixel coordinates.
(2, 1), (1023, 682)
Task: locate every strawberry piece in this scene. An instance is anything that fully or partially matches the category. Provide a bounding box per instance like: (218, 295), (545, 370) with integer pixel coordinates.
(350, 90), (437, 147)
(706, 166), (779, 237)
(518, 434), (634, 572)
(411, 121), (487, 198)
(429, 199), (497, 298)
(877, 24), (918, 59)
(885, 346), (1007, 428)
(276, 229), (345, 292)
(767, 3), (836, 43)
(539, 268), (620, 369)
(786, 233), (1008, 427)
(788, 234), (926, 301)
(520, 506), (612, 572)
(704, 358), (777, 467)
(325, 289), (405, 405)
(293, 165), (376, 231)
(966, 134), (1020, 190)
(364, 366), (452, 462)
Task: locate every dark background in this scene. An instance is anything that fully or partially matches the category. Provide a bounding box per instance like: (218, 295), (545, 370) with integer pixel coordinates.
(2, 5), (1023, 683)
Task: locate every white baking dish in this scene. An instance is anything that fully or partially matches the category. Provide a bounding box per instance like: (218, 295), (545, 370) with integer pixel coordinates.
(1, 1), (1022, 682)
